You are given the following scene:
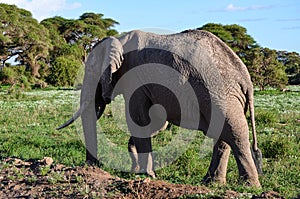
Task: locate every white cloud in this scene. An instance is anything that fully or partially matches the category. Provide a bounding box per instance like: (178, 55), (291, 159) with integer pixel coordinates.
(226, 4), (245, 11)
(0, 0), (81, 21)
(210, 4), (274, 12)
(225, 4), (273, 12)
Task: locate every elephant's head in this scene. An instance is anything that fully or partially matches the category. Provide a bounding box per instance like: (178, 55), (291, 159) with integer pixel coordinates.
(57, 36), (123, 129)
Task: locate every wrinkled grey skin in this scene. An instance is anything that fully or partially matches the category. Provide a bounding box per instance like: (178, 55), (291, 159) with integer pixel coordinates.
(58, 30), (262, 186)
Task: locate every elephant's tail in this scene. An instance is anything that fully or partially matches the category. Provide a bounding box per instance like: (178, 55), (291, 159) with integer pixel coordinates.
(248, 90), (258, 151)
(248, 89), (264, 175)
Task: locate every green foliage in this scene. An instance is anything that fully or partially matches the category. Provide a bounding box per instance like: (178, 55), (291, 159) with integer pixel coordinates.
(0, 66), (31, 89)
(0, 3), (119, 87)
(47, 56), (82, 87)
(255, 109), (278, 125)
(248, 48), (288, 90)
(277, 51), (300, 85)
(0, 3), (52, 77)
(0, 89), (85, 165)
(277, 51), (300, 75)
(260, 136), (289, 158)
(41, 12), (119, 61)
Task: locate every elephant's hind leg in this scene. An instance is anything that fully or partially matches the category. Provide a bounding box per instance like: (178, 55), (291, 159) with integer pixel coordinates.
(202, 139), (231, 184)
(224, 99), (260, 187)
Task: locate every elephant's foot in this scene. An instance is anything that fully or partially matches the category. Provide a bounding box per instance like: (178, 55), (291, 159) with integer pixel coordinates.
(138, 153), (156, 178)
(131, 163), (140, 173)
(85, 150), (101, 166)
(202, 173), (226, 185)
(239, 175), (261, 187)
(130, 163), (156, 178)
(129, 152), (156, 178)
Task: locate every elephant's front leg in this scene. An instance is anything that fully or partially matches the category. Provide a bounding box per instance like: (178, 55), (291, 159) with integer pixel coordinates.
(202, 139), (231, 184)
(224, 99), (260, 186)
(128, 136), (139, 172)
(128, 136), (156, 178)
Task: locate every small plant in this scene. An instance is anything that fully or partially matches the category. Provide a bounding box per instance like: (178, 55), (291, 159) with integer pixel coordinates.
(255, 109), (278, 125)
(40, 165), (51, 176)
(26, 176), (38, 185)
(47, 171), (66, 184)
(260, 136), (289, 158)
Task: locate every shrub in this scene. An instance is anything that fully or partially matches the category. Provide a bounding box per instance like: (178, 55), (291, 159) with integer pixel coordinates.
(255, 109), (278, 125)
(0, 66), (31, 90)
(261, 136), (289, 158)
(0, 66), (17, 84)
(47, 55), (82, 87)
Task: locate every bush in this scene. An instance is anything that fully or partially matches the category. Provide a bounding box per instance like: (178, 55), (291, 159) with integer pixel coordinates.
(47, 55), (82, 87)
(255, 109), (278, 125)
(0, 66), (31, 90)
(0, 66), (17, 84)
(261, 136), (289, 158)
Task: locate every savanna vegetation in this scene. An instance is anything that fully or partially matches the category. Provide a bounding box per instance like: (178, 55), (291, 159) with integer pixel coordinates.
(0, 87), (299, 197)
(0, 3), (299, 198)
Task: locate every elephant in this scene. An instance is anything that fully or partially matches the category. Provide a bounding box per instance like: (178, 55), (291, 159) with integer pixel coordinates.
(58, 29), (263, 186)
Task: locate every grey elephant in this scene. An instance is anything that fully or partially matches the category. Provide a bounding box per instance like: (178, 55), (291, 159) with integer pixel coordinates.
(58, 29), (262, 186)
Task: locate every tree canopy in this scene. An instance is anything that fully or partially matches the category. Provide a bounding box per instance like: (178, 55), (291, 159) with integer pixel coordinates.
(0, 3), (118, 87)
(0, 4), (299, 89)
(0, 3), (52, 77)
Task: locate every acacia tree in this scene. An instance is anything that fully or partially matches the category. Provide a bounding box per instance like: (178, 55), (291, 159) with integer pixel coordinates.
(42, 12), (119, 61)
(0, 3), (52, 77)
(41, 13), (119, 86)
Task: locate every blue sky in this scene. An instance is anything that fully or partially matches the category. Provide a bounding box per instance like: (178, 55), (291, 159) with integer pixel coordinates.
(1, 0), (299, 53)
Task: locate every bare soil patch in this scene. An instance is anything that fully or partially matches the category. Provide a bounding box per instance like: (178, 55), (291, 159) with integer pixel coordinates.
(0, 157), (285, 198)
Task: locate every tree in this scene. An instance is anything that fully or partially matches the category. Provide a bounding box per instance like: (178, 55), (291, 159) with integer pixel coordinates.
(0, 3), (52, 77)
(41, 13), (119, 86)
(248, 48), (288, 90)
(41, 12), (119, 61)
(277, 51), (300, 84)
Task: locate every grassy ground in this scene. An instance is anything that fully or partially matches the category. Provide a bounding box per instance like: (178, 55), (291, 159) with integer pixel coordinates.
(0, 85), (299, 198)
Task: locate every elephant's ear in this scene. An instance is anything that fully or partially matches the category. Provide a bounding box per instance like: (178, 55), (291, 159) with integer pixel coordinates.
(91, 37), (123, 103)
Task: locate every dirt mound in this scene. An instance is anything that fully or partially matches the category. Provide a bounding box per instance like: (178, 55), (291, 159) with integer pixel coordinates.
(0, 157), (285, 198)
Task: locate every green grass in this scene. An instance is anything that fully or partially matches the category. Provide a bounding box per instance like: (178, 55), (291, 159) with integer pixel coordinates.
(0, 86), (299, 198)
(0, 88), (85, 166)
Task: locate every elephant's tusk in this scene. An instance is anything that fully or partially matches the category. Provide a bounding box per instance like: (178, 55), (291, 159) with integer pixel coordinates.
(56, 117), (75, 130)
(57, 100), (106, 130)
(56, 100), (90, 130)
(56, 109), (81, 130)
